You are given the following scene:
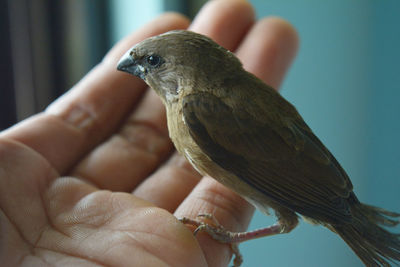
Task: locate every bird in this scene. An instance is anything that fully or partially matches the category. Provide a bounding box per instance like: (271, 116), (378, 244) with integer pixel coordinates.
(117, 29), (400, 266)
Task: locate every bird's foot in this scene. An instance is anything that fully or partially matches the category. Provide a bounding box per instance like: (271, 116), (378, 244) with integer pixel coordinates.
(179, 213), (243, 267)
(180, 213), (291, 266)
(179, 213), (295, 266)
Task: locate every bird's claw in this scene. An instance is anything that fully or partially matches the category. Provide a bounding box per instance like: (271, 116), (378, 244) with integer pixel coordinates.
(178, 213), (243, 266)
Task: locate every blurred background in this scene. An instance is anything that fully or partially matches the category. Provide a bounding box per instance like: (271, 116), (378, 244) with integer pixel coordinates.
(1, 0), (399, 266)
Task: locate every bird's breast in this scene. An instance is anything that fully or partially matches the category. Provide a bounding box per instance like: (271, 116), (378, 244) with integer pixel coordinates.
(166, 104), (209, 175)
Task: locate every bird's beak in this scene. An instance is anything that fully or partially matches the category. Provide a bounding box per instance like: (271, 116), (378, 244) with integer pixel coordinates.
(117, 50), (145, 79)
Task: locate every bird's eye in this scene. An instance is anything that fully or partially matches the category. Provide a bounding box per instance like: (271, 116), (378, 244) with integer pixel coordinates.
(146, 55), (161, 67)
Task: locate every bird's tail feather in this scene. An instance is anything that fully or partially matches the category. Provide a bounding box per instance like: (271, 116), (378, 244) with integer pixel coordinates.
(334, 203), (400, 266)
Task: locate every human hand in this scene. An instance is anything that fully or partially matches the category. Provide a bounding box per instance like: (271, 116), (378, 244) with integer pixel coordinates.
(0, 0), (298, 266)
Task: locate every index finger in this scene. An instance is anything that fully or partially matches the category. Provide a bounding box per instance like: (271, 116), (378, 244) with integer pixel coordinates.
(0, 13), (190, 174)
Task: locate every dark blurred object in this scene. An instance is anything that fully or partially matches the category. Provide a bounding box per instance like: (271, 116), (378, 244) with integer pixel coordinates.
(1, 0), (110, 130)
(0, 0), (17, 130)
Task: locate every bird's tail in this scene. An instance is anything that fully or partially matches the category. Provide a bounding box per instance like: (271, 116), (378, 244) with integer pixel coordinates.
(334, 201), (400, 266)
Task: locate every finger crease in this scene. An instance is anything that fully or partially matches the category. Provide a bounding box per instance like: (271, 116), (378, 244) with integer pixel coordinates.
(56, 101), (101, 132)
(32, 247), (108, 267)
(118, 119), (172, 157)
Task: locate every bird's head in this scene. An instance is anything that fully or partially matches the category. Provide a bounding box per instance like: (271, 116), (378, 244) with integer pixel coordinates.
(117, 30), (242, 104)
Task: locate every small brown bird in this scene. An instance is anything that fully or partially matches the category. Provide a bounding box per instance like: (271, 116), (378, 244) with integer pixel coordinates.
(117, 30), (400, 266)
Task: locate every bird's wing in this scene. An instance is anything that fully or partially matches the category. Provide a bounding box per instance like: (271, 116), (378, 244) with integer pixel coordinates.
(182, 91), (354, 224)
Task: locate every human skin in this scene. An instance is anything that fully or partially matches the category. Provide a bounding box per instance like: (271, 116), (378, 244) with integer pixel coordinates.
(0, 0), (298, 266)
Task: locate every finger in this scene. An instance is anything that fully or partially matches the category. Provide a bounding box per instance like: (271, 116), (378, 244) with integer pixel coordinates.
(0, 13), (190, 174)
(71, 89), (173, 191)
(131, 0), (255, 208)
(190, 0), (254, 51)
(236, 17), (299, 90)
(175, 177), (254, 267)
(133, 153), (202, 212)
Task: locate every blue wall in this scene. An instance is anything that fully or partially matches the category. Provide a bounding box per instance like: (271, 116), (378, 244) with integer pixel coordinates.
(242, 1), (400, 266)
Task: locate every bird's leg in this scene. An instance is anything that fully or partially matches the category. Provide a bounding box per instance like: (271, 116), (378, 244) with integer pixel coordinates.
(180, 213), (288, 243)
(179, 213), (298, 267)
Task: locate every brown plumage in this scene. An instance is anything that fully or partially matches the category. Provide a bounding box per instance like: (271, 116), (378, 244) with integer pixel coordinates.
(117, 30), (400, 266)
